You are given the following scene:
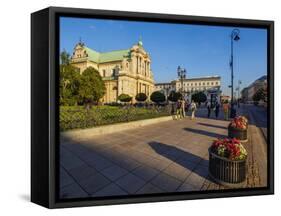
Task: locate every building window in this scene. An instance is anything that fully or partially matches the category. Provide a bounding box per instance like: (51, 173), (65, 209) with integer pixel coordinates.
(211, 82), (214, 85)
(195, 83), (197, 86)
(103, 70), (106, 77)
(191, 83), (193, 86)
(207, 82), (209, 85)
(112, 69), (117, 76)
(203, 82), (205, 86)
(199, 83), (201, 86)
(216, 81), (219, 85)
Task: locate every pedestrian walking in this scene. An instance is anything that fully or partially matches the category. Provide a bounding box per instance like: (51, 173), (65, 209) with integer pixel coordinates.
(171, 102), (176, 120)
(223, 101), (230, 120)
(207, 101), (211, 118)
(190, 100), (197, 120)
(181, 98), (186, 118)
(185, 99), (190, 113)
(176, 99), (182, 120)
(215, 101), (220, 119)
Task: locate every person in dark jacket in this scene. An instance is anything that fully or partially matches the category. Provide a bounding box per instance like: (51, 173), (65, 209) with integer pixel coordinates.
(215, 101), (220, 119)
(207, 101), (211, 118)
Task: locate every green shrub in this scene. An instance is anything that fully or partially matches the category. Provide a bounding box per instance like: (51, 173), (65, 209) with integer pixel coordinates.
(253, 88), (266, 102)
(150, 91), (166, 104)
(118, 94), (132, 102)
(135, 93), (147, 102)
(59, 105), (170, 131)
(191, 91), (207, 104)
(168, 91), (182, 102)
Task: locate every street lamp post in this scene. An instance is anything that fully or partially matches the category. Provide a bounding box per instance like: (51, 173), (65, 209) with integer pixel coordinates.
(230, 29), (240, 118)
(177, 66), (187, 96)
(236, 80), (242, 108)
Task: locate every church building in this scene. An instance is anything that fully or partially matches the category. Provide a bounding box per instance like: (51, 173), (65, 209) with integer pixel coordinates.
(70, 40), (155, 103)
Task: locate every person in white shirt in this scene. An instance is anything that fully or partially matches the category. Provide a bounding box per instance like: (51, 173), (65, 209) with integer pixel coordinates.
(190, 100), (197, 120)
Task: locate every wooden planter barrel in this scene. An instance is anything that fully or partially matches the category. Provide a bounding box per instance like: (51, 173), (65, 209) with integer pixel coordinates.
(228, 124), (248, 141)
(208, 148), (247, 186)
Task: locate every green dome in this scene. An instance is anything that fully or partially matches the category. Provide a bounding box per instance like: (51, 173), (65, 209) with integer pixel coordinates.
(137, 36), (143, 46)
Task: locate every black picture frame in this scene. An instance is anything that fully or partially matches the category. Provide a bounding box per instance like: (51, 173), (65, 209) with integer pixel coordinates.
(31, 6), (274, 209)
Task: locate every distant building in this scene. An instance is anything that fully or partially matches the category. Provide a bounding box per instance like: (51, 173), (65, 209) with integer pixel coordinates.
(241, 87), (249, 102)
(156, 75), (221, 103)
(155, 82), (176, 97)
(220, 95), (231, 103)
(70, 40), (155, 103)
(241, 75), (267, 103)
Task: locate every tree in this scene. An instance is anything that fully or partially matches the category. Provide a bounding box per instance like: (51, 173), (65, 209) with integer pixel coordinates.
(59, 64), (81, 106)
(79, 67), (106, 105)
(135, 93), (147, 102)
(118, 94), (132, 103)
(252, 88), (266, 103)
(191, 92), (207, 104)
(60, 49), (70, 65)
(150, 91), (166, 104)
(168, 91), (182, 102)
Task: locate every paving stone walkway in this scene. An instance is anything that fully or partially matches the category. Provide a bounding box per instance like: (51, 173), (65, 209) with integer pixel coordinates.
(60, 106), (267, 198)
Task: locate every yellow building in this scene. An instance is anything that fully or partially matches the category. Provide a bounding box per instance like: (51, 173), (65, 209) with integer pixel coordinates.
(70, 40), (155, 103)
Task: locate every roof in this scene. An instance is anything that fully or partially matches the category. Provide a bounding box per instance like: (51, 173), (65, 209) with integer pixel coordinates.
(100, 49), (130, 63)
(174, 75), (221, 82)
(247, 75), (267, 88)
(155, 82), (172, 86)
(255, 75), (267, 82)
(84, 47), (100, 62)
(84, 46), (130, 63)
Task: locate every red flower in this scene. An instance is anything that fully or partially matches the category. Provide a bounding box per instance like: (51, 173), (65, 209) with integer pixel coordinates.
(230, 116), (248, 130)
(211, 138), (246, 160)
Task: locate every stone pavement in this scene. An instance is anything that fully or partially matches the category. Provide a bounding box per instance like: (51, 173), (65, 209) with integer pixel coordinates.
(60, 106), (267, 198)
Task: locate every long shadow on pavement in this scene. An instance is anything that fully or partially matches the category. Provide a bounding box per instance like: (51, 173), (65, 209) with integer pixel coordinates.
(183, 127), (227, 139)
(185, 107), (228, 121)
(197, 122), (228, 130)
(62, 135), (212, 197)
(148, 141), (210, 179)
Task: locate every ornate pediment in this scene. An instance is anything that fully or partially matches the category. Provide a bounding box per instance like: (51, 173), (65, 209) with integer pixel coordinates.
(72, 43), (87, 59)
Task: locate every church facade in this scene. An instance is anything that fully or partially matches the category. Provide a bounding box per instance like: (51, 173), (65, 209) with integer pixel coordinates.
(70, 40), (155, 103)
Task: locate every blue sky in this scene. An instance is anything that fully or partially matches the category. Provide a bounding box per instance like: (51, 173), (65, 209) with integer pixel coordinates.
(60, 17), (267, 95)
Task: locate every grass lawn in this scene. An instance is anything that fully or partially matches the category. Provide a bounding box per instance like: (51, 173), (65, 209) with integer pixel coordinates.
(60, 105), (170, 131)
